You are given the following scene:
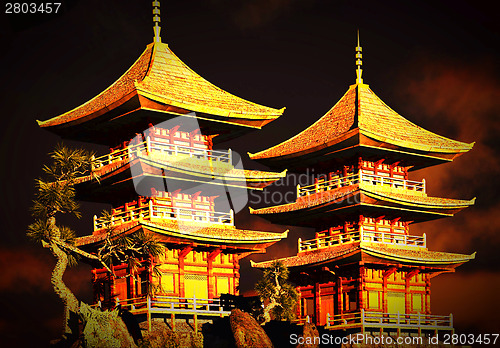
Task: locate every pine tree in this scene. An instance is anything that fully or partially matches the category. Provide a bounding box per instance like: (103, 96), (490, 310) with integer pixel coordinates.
(28, 144), (164, 345)
(255, 260), (298, 323)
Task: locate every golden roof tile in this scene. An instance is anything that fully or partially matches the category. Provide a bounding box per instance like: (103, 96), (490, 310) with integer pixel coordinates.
(250, 184), (474, 215)
(250, 242), (474, 269)
(38, 42), (284, 129)
(76, 219), (288, 247)
(249, 83), (473, 162)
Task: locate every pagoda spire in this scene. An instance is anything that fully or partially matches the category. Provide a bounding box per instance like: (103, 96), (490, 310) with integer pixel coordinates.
(153, 1), (162, 43)
(355, 30), (363, 84)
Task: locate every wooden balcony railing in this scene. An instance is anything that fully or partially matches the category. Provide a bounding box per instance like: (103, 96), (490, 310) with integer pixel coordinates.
(298, 229), (426, 252)
(297, 172), (425, 198)
(326, 309), (453, 333)
(95, 295), (234, 332)
(92, 137), (232, 169)
(93, 199), (234, 231)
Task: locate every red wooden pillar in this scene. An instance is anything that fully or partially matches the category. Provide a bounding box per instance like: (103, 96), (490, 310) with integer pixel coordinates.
(109, 271), (116, 307)
(425, 273), (431, 314)
(207, 249), (222, 299)
(178, 246), (192, 298)
(337, 277), (343, 316)
(358, 264), (365, 310)
(314, 283), (321, 325)
(296, 287), (302, 319)
(233, 254), (240, 295)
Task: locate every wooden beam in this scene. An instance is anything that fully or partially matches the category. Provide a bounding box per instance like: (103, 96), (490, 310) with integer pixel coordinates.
(383, 266), (398, 279)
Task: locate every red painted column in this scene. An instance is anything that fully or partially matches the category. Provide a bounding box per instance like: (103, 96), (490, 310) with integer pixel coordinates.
(314, 283), (321, 325)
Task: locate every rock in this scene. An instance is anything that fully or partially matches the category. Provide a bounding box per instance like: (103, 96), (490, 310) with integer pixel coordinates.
(79, 302), (137, 348)
(139, 321), (179, 348)
(296, 322), (319, 348)
(230, 308), (273, 348)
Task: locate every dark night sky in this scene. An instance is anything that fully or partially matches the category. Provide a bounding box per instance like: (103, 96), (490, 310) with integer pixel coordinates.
(0, 0), (499, 346)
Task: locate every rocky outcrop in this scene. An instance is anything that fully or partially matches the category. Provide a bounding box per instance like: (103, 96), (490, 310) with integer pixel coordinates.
(297, 322), (319, 348)
(230, 309), (273, 348)
(79, 303), (137, 348)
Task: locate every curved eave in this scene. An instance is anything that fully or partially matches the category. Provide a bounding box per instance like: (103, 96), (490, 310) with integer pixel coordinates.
(361, 244), (476, 265)
(251, 243), (475, 269)
(249, 86), (357, 161)
(250, 185), (475, 225)
(358, 84), (474, 155)
(38, 42), (284, 133)
(76, 219), (288, 247)
(73, 156), (285, 198)
(248, 83), (474, 167)
(250, 243), (358, 269)
(138, 154), (286, 189)
(360, 129), (474, 156)
(361, 186), (476, 210)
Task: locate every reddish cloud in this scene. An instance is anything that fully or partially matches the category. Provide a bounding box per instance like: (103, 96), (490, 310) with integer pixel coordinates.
(432, 271), (500, 333)
(393, 55), (500, 332)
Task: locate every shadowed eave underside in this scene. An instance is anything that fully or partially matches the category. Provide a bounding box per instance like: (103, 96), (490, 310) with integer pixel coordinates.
(250, 184), (475, 216)
(250, 242), (475, 269)
(37, 42), (284, 132)
(249, 83), (474, 167)
(76, 219), (288, 248)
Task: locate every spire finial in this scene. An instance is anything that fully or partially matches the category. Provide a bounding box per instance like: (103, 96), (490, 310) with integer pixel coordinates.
(152, 1), (162, 43)
(355, 30), (363, 84)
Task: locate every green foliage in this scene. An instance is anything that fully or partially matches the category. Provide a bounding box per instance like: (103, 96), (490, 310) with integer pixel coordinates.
(28, 144), (95, 266)
(255, 260), (299, 321)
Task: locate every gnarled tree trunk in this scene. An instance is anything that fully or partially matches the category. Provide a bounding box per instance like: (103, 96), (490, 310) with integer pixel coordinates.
(45, 217), (79, 338)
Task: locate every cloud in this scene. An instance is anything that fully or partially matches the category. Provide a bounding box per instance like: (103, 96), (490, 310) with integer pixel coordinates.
(0, 246), (92, 297)
(212, 0), (294, 30)
(394, 56), (500, 256)
(432, 271), (500, 333)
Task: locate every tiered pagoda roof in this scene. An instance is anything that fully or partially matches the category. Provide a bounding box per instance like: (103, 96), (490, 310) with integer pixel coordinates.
(249, 82), (473, 171)
(77, 219), (287, 252)
(38, 41), (285, 145)
(251, 241), (475, 271)
(74, 156), (286, 203)
(250, 183), (475, 227)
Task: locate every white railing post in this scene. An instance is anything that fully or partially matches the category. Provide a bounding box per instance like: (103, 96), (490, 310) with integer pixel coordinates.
(361, 309), (365, 324)
(297, 184), (301, 198)
(418, 312), (421, 326)
(327, 313), (330, 327)
(397, 311), (400, 325)
(298, 238), (302, 252)
(450, 313), (453, 327)
(193, 293), (197, 311)
(93, 215), (97, 231)
(422, 178), (426, 192)
(146, 136), (151, 155)
(423, 233), (427, 247)
(149, 199), (153, 218)
(230, 209), (234, 225)
(228, 148), (232, 163)
(306, 315), (310, 324)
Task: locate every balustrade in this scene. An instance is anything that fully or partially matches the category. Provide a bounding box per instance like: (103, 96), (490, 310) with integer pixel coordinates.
(326, 309), (453, 332)
(93, 199), (234, 231)
(298, 229), (426, 252)
(296, 172), (425, 198)
(91, 137), (232, 169)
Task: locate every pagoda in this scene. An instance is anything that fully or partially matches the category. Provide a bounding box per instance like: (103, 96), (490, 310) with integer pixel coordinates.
(250, 33), (476, 337)
(38, 2), (287, 329)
